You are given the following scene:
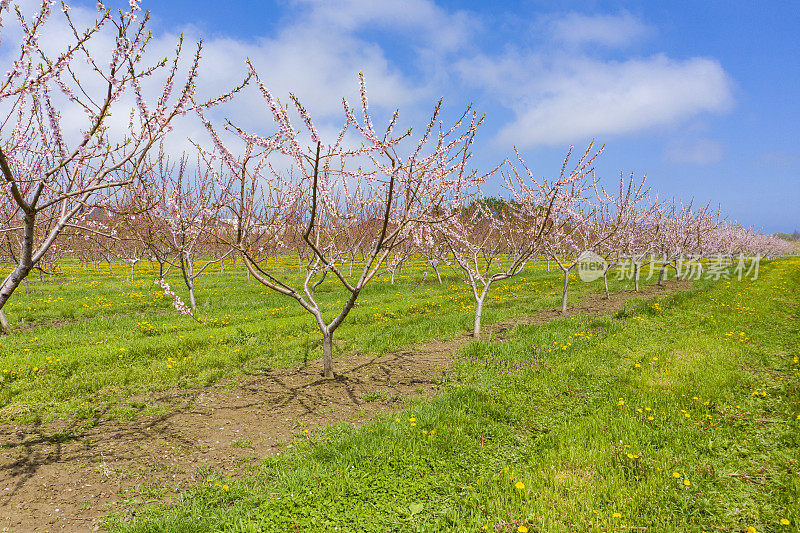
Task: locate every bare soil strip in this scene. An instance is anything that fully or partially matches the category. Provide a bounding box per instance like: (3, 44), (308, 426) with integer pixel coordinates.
(0, 282), (689, 532)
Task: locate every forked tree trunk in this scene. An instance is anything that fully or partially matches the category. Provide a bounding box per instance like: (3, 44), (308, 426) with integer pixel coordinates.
(472, 282), (492, 338)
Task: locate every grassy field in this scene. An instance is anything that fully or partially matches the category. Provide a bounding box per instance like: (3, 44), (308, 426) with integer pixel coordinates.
(1, 257), (799, 532)
(0, 256), (656, 423)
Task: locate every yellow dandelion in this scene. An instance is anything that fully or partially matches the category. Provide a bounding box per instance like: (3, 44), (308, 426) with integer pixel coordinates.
(612, 512), (622, 519)
(673, 472), (681, 478)
(515, 481), (525, 490)
(517, 526), (528, 533)
(781, 518), (790, 525)
(683, 479), (691, 486)
(222, 484), (229, 491)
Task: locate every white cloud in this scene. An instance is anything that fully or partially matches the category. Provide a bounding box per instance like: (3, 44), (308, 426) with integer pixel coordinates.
(664, 138), (725, 165)
(292, 0), (478, 53)
(548, 12), (651, 48)
(460, 52), (733, 148)
(3, 3), (734, 160)
(2, 0), (460, 166)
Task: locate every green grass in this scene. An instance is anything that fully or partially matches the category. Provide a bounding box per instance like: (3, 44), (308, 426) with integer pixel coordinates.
(96, 257), (799, 532)
(2, 256), (797, 531)
(0, 255), (661, 423)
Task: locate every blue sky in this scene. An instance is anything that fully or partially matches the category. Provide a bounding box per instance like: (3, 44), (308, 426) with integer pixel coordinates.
(99, 1), (800, 232)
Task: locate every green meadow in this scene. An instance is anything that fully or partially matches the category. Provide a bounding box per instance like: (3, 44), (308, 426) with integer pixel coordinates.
(1, 257), (798, 532)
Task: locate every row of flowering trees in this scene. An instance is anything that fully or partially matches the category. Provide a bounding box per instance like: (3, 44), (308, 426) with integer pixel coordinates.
(0, 1), (793, 376)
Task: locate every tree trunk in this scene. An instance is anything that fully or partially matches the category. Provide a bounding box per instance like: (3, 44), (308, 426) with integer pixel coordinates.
(390, 269), (396, 285)
(561, 268), (570, 314)
(181, 254), (197, 313)
(634, 263), (640, 292)
(322, 330), (334, 379)
(547, 258), (551, 272)
(0, 212), (35, 311)
(188, 282), (196, 313)
(658, 264), (667, 286)
(433, 264), (442, 284)
(473, 295), (485, 338)
(603, 270), (610, 299)
(0, 264), (32, 310)
(129, 262), (136, 282)
(472, 282), (492, 338)
(0, 309), (9, 334)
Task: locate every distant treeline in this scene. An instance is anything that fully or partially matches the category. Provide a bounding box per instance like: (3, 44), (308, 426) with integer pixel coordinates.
(774, 230), (800, 241)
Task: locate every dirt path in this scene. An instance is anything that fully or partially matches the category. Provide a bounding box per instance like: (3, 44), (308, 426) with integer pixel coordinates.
(0, 282), (690, 532)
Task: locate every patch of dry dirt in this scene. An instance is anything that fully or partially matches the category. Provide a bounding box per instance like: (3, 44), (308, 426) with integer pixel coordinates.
(0, 281), (690, 532)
